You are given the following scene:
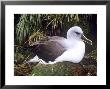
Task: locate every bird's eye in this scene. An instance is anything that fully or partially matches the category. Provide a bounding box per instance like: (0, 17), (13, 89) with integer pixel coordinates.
(75, 32), (80, 35)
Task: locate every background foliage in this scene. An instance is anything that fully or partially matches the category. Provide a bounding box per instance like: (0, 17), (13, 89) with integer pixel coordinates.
(14, 14), (97, 45)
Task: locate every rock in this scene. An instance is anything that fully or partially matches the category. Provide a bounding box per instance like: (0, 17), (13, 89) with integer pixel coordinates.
(30, 62), (86, 76)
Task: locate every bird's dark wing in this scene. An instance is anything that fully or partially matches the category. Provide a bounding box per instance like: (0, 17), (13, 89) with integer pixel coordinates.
(31, 40), (66, 62)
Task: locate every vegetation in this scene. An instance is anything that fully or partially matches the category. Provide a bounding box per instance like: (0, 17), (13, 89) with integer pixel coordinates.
(14, 14), (97, 76)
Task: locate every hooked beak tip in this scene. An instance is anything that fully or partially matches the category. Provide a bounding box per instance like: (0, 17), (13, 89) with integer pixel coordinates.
(82, 35), (92, 45)
(90, 41), (92, 45)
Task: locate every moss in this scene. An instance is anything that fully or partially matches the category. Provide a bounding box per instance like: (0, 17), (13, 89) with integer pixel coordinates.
(30, 62), (86, 76)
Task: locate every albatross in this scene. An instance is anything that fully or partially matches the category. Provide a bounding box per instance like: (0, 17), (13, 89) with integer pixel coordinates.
(28, 26), (92, 64)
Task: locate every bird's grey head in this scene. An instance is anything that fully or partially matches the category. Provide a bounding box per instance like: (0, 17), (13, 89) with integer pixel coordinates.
(67, 26), (92, 45)
(67, 26), (83, 40)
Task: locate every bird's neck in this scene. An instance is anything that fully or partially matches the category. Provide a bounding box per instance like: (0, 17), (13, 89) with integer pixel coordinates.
(65, 38), (82, 49)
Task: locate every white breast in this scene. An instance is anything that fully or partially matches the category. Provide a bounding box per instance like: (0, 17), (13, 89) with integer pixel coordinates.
(55, 41), (85, 63)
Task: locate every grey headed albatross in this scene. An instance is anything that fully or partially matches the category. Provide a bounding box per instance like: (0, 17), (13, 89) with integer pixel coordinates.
(28, 26), (92, 64)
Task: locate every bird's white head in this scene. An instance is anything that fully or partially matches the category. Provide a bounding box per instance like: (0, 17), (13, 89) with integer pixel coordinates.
(67, 26), (92, 45)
